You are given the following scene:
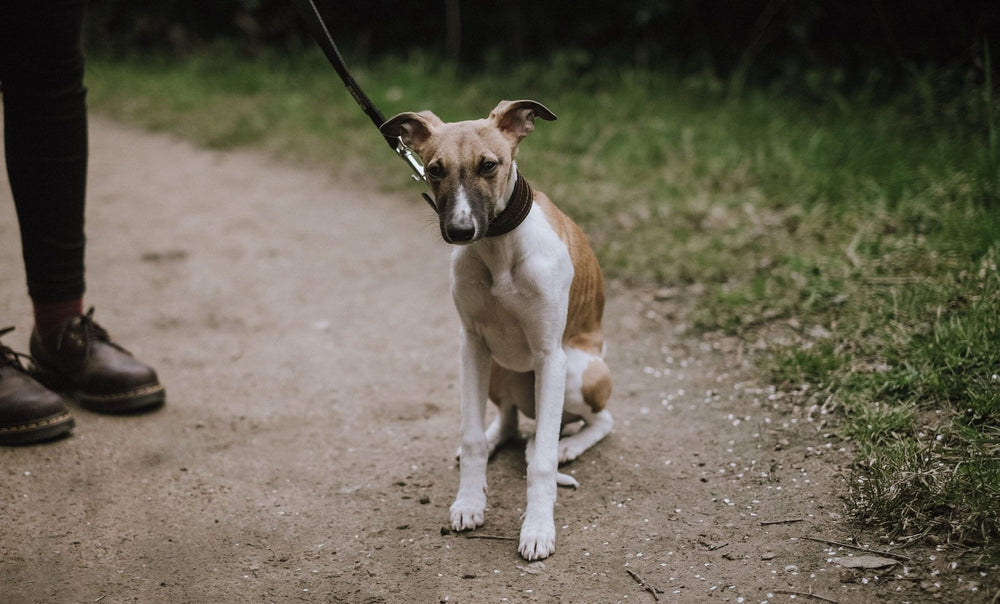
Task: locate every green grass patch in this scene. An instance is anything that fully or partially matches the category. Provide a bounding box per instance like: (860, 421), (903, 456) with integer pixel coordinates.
(84, 48), (1000, 560)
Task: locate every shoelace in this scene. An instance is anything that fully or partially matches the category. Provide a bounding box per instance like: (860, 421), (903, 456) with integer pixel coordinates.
(51, 308), (125, 356)
(0, 326), (32, 373)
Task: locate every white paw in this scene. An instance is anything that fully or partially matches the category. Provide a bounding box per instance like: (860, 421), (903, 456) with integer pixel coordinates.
(558, 439), (587, 463)
(518, 519), (556, 560)
(450, 494), (486, 531)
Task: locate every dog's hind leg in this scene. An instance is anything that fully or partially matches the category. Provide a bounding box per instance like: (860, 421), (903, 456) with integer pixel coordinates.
(558, 408), (613, 464)
(558, 347), (613, 464)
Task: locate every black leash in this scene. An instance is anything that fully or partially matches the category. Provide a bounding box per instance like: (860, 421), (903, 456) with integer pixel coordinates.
(293, 0), (434, 208)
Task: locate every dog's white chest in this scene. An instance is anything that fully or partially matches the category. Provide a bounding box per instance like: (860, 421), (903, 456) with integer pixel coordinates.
(450, 208), (573, 373)
(464, 278), (533, 371)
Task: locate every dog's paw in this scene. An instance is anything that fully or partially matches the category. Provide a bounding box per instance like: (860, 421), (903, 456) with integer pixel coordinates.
(449, 494), (486, 531)
(558, 439), (587, 463)
(518, 519), (556, 560)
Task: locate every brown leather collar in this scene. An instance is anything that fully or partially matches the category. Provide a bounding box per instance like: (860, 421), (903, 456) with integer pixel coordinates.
(486, 173), (533, 238)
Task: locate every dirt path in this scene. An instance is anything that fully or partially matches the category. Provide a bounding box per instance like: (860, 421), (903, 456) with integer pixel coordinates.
(0, 118), (982, 603)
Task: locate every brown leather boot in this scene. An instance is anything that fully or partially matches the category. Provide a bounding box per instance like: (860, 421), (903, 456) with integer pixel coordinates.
(0, 327), (74, 445)
(30, 308), (165, 414)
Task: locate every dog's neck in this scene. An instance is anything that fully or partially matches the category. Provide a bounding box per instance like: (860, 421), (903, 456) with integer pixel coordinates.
(486, 166), (533, 238)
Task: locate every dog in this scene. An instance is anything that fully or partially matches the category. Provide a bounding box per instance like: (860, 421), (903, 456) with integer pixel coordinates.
(380, 100), (613, 560)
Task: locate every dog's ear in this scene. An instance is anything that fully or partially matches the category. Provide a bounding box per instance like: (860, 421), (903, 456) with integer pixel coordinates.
(380, 111), (443, 152)
(490, 100), (557, 143)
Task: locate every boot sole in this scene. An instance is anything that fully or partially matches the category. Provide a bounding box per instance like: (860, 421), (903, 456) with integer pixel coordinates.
(32, 368), (166, 414)
(0, 412), (75, 446)
(75, 384), (166, 414)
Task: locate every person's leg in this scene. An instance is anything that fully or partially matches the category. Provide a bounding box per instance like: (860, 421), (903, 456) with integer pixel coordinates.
(0, 0), (88, 335)
(0, 0), (85, 444)
(2, 1), (164, 423)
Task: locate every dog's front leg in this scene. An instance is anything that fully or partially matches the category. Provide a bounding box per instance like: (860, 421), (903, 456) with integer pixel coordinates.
(520, 347), (567, 560)
(450, 327), (492, 531)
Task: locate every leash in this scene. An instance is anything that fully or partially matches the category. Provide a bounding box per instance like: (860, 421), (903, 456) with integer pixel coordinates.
(293, 0), (435, 209)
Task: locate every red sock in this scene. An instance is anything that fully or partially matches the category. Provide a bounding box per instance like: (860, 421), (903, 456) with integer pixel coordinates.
(32, 298), (83, 340)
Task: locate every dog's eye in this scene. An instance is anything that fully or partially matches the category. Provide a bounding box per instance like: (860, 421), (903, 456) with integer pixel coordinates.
(480, 160), (498, 175)
(426, 164), (444, 179)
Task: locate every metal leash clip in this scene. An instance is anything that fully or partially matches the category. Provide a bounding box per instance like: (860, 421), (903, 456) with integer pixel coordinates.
(394, 139), (425, 182)
(393, 139), (436, 210)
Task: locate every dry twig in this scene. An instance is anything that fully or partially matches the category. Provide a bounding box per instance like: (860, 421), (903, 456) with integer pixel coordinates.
(799, 535), (910, 561)
(774, 588), (838, 603)
(463, 533), (517, 541)
(760, 517), (804, 526)
(626, 568), (664, 601)
(698, 538), (729, 551)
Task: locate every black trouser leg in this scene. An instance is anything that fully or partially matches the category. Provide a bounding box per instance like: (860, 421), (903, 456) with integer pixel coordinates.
(0, 0), (88, 304)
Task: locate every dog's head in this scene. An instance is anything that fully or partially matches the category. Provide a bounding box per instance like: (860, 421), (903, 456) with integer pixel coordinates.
(381, 100), (556, 244)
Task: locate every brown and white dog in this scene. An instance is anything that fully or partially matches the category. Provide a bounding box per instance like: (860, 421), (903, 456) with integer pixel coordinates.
(381, 100), (613, 560)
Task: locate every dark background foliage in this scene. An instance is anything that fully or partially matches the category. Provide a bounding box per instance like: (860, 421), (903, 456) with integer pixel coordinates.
(85, 0), (998, 88)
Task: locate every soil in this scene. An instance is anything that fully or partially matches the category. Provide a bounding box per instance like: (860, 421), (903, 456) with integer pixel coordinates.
(0, 118), (988, 603)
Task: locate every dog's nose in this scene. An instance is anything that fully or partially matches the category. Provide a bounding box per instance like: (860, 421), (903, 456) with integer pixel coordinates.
(445, 223), (477, 243)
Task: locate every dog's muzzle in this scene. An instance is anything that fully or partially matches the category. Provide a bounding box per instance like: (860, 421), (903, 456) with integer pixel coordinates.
(441, 209), (482, 244)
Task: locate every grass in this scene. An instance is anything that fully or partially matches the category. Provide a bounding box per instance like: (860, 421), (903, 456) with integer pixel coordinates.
(85, 47), (999, 562)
